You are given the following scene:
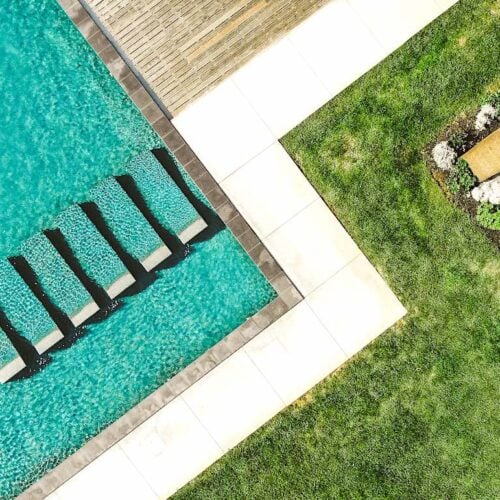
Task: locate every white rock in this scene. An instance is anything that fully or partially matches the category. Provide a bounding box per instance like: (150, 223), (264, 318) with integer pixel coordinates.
(471, 187), (485, 202)
(471, 177), (500, 205)
(475, 104), (497, 131)
(432, 141), (456, 171)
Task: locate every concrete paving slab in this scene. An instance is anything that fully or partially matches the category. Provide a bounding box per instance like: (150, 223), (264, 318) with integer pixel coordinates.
(181, 349), (284, 451)
(119, 397), (223, 499)
(264, 198), (361, 295)
(348, 0), (442, 51)
(306, 254), (406, 356)
(232, 37), (329, 138)
(221, 143), (318, 238)
(434, 0), (460, 13)
(173, 79), (274, 182)
(289, 0), (386, 95)
(45, 492), (62, 500)
(55, 445), (158, 500)
(244, 302), (347, 405)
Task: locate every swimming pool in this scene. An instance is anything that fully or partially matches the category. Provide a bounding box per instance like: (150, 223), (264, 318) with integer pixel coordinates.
(0, 1), (275, 497)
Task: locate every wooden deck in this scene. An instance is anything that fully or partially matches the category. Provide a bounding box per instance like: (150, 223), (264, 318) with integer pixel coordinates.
(462, 128), (500, 182)
(85, 0), (330, 115)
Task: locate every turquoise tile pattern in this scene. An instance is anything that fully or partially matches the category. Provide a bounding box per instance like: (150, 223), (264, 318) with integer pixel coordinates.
(54, 204), (129, 290)
(0, 327), (20, 368)
(127, 151), (202, 236)
(0, 1), (160, 260)
(0, 259), (58, 346)
(89, 178), (165, 263)
(20, 233), (94, 319)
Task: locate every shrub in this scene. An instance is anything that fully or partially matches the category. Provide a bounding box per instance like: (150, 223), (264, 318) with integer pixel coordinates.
(448, 131), (468, 151)
(475, 103), (497, 131)
(476, 202), (500, 230)
(446, 159), (477, 194)
(432, 141), (456, 170)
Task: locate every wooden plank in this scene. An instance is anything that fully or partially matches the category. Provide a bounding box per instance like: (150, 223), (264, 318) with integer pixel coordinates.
(462, 129), (500, 182)
(86, 0), (330, 114)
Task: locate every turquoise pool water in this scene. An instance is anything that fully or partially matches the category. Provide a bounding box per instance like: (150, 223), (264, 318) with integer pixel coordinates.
(0, 1), (275, 497)
(0, 0), (158, 258)
(54, 204), (130, 292)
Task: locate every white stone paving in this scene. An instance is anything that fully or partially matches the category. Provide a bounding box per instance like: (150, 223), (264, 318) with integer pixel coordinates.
(264, 198), (361, 295)
(231, 36), (330, 138)
(307, 255), (407, 357)
(348, 0), (442, 52)
(181, 350), (284, 451)
(173, 79), (274, 181)
(50, 0), (459, 498)
(244, 301), (348, 405)
(288, 0), (386, 96)
(118, 397), (223, 499)
(221, 143), (318, 238)
(52, 445), (157, 500)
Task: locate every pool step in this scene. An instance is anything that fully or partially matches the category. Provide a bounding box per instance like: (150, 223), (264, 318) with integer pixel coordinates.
(125, 150), (208, 244)
(54, 204), (136, 300)
(0, 326), (26, 383)
(0, 149), (209, 378)
(89, 177), (172, 273)
(0, 259), (64, 355)
(20, 233), (100, 329)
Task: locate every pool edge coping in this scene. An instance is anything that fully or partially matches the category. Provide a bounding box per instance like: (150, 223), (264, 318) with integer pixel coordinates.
(17, 2), (303, 498)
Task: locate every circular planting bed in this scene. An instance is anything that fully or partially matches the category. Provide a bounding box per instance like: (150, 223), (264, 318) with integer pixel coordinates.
(427, 92), (499, 249)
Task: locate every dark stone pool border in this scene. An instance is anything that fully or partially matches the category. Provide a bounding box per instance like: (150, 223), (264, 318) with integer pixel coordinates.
(18, 1), (302, 498)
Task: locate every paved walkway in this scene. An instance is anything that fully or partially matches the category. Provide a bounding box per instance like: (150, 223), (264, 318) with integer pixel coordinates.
(47, 0), (457, 498)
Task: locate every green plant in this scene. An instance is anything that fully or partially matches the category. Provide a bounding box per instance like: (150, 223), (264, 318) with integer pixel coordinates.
(448, 131), (467, 150)
(446, 159), (477, 194)
(486, 90), (500, 110)
(476, 202), (500, 229)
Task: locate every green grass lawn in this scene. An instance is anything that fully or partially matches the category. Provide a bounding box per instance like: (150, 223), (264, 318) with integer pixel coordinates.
(175, 1), (500, 497)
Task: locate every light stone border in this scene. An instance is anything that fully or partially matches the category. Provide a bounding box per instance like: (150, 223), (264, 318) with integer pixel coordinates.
(34, 329), (65, 356)
(178, 218), (209, 244)
(140, 244), (172, 273)
(0, 357), (27, 385)
(69, 300), (100, 328)
(105, 271), (135, 300)
(17, 2), (302, 498)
